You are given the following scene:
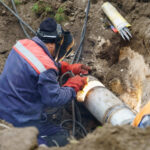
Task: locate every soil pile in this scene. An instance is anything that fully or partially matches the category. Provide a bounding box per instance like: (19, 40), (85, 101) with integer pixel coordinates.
(38, 124), (150, 150)
(0, 127), (38, 150)
(1, 123), (150, 150)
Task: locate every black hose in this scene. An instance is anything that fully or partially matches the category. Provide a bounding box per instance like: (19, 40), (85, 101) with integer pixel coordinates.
(0, 0), (36, 35)
(72, 0), (90, 64)
(59, 71), (77, 136)
(60, 119), (87, 137)
(61, 0), (90, 138)
(11, 0), (30, 38)
(71, 0), (90, 138)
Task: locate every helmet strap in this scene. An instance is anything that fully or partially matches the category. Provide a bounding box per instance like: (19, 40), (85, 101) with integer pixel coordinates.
(55, 36), (64, 62)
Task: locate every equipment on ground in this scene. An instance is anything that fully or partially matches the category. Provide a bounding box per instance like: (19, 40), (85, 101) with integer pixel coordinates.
(133, 101), (150, 127)
(102, 2), (132, 41)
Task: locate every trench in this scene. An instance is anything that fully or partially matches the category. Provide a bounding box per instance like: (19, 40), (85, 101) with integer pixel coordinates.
(1, 0), (150, 149)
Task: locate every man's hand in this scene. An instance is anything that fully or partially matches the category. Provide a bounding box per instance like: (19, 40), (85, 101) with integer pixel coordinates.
(62, 75), (87, 93)
(60, 61), (91, 75)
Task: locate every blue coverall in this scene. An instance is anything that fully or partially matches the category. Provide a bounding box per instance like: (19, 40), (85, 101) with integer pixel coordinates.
(0, 36), (76, 146)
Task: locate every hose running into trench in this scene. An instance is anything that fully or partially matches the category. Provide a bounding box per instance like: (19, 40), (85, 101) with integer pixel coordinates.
(61, 0), (91, 138)
(71, 0), (90, 137)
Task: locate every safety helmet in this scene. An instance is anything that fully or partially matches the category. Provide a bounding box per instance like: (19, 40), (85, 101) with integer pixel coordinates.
(36, 18), (74, 62)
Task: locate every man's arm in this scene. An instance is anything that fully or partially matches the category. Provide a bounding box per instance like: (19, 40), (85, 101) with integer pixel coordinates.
(38, 69), (76, 107)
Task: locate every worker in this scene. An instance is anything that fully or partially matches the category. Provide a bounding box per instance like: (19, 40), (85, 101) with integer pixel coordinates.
(0, 18), (90, 147)
(133, 101), (150, 128)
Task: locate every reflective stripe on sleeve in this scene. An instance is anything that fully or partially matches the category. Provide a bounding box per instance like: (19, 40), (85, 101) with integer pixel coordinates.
(14, 41), (47, 74)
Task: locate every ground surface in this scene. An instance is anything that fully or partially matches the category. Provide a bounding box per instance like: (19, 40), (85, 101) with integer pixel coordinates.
(1, 0), (150, 149)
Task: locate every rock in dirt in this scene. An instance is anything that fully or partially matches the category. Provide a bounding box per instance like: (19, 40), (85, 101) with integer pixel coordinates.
(0, 127), (38, 150)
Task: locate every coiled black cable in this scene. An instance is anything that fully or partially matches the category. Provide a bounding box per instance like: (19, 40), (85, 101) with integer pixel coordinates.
(60, 119), (87, 137)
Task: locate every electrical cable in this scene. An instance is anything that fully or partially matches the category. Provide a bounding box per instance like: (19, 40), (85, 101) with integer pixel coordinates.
(0, 0), (36, 35)
(11, 0), (30, 38)
(60, 119), (87, 137)
(59, 71), (76, 136)
(70, 0), (90, 138)
(60, 0), (90, 139)
(72, 0), (91, 64)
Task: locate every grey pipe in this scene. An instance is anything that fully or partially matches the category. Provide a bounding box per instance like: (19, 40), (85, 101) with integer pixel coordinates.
(77, 76), (136, 125)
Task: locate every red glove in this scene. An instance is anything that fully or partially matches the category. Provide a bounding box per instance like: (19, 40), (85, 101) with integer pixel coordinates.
(60, 61), (90, 75)
(63, 75), (87, 93)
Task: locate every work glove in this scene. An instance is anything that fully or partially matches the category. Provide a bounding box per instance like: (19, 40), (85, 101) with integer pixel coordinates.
(63, 75), (87, 93)
(60, 61), (91, 75)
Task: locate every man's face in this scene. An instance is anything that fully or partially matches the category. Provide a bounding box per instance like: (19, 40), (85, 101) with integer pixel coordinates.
(47, 43), (56, 57)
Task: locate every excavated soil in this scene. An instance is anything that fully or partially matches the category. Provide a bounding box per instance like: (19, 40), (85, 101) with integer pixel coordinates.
(38, 124), (150, 150)
(1, 0), (150, 149)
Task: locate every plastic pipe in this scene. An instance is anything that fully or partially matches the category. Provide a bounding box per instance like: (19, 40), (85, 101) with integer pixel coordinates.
(77, 76), (135, 125)
(101, 2), (131, 31)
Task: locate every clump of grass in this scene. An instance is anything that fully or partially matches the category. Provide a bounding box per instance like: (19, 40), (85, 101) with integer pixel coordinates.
(32, 3), (39, 14)
(54, 7), (67, 23)
(45, 6), (52, 13)
(14, 0), (21, 5)
(32, 1), (53, 16)
(31, 1), (67, 22)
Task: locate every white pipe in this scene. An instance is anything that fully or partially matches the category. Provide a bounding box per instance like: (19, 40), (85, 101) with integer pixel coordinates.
(77, 76), (135, 125)
(101, 2), (131, 31)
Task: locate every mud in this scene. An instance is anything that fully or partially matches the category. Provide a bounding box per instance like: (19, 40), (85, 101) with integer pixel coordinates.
(1, 0), (150, 149)
(38, 124), (150, 150)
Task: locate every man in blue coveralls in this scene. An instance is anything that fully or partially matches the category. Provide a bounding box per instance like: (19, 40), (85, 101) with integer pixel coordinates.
(0, 18), (90, 147)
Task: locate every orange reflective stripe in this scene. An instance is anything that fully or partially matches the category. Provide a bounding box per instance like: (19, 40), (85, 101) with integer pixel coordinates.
(133, 101), (150, 127)
(14, 45), (41, 74)
(13, 39), (57, 74)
